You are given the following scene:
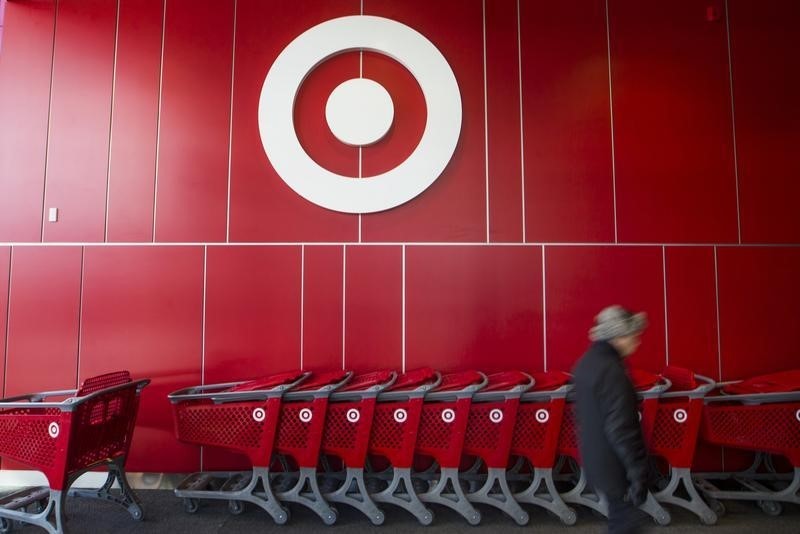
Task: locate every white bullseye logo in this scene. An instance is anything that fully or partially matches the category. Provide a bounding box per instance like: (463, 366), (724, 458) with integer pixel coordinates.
(48, 422), (60, 438)
(347, 408), (360, 423)
(441, 409), (456, 423)
(535, 409), (549, 423)
(673, 409), (688, 424)
(795, 409), (800, 422)
(393, 408), (408, 423)
(299, 408), (313, 423)
(252, 408), (266, 422)
(489, 409), (503, 423)
(259, 15), (462, 213)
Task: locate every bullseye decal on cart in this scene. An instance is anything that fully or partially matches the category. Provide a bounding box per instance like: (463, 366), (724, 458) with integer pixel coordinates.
(796, 409), (800, 422)
(48, 422), (60, 438)
(347, 408), (360, 423)
(259, 15), (462, 213)
(441, 408), (456, 423)
(299, 408), (313, 423)
(673, 409), (688, 423)
(637, 410), (642, 422)
(394, 408), (408, 423)
(252, 408), (266, 422)
(489, 409), (504, 423)
(535, 409), (549, 423)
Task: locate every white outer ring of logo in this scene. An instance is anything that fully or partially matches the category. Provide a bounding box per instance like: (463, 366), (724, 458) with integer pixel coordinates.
(347, 408), (360, 423)
(795, 409), (800, 422)
(393, 408), (408, 423)
(299, 408), (313, 423)
(252, 408), (266, 422)
(441, 409), (456, 423)
(535, 409), (549, 423)
(48, 422), (60, 439)
(259, 15), (462, 214)
(637, 411), (642, 422)
(489, 409), (503, 423)
(673, 409), (688, 424)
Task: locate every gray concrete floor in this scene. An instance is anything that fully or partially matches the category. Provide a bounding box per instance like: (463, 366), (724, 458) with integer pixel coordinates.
(2, 490), (799, 533)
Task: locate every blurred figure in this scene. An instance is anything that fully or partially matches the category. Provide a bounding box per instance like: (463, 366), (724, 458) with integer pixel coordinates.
(572, 305), (649, 534)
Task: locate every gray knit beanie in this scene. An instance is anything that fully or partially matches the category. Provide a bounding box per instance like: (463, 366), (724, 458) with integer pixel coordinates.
(588, 305), (648, 341)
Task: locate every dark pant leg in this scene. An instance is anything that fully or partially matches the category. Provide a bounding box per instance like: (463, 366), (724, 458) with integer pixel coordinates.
(607, 495), (644, 534)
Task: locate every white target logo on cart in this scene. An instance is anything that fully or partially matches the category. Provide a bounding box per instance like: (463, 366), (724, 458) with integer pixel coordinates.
(795, 409), (800, 422)
(441, 409), (456, 423)
(637, 411), (642, 422)
(259, 15), (462, 213)
(299, 408), (313, 423)
(252, 408), (266, 422)
(535, 409), (549, 424)
(393, 408), (408, 423)
(489, 409), (504, 423)
(48, 422), (60, 439)
(347, 408), (361, 423)
(673, 409), (688, 424)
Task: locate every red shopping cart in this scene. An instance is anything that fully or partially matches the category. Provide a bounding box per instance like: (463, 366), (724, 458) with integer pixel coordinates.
(0, 371), (149, 534)
(648, 366), (717, 525)
(366, 368), (441, 525)
(169, 370), (309, 524)
(460, 371), (534, 525)
(412, 370), (487, 525)
(695, 369), (800, 517)
(508, 371), (576, 525)
(318, 370), (397, 525)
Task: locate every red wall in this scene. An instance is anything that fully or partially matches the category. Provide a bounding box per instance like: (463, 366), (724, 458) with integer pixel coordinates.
(1, 0), (798, 472)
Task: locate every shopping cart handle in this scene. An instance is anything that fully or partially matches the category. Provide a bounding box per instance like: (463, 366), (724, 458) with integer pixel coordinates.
(473, 372), (535, 402)
(704, 389), (800, 405)
(0, 389), (79, 404)
(168, 372), (311, 404)
(284, 371), (353, 401)
(0, 380), (150, 412)
(659, 373), (715, 399)
(331, 371), (398, 402)
(425, 372), (488, 401)
(637, 377), (671, 399)
(521, 383), (573, 402)
(378, 372), (443, 402)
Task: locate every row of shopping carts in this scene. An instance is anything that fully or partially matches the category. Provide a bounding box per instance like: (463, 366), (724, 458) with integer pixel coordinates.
(0, 365), (798, 532)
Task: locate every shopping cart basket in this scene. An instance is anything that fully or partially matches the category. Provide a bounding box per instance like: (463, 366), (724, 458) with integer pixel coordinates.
(366, 368), (441, 525)
(695, 369), (800, 517)
(412, 370), (487, 525)
(318, 370), (397, 524)
(460, 371), (533, 525)
(0, 371), (149, 534)
(169, 370), (309, 524)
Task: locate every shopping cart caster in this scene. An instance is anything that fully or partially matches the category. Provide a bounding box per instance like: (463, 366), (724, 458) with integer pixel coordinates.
(652, 508), (671, 526)
(699, 509), (718, 526)
(559, 507), (578, 526)
(130, 504), (145, 521)
(321, 506), (338, 525)
(370, 510), (386, 526)
(182, 498), (199, 514)
(418, 509), (434, 526)
(707, 497), (726, 517)
(757, 500), (782, 516)
(273, 506), (290, 525)
(228, 500), (244, 515)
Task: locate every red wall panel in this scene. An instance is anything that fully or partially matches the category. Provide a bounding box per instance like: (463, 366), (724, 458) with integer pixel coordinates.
(79, 246), (204, 472)
(729, 0), (800, 243)
(228, 0), (358, 242)
(42, 0), (116, 242)
(360, 0), (486, 242)
(302, 246), (344, 371)
(717, 247), (800, 380)
(664, 247), (719, 379)
(0, 248), (11, 396)
(485, 0), (522, 242)
(204, 246), (301, 385)
(0, 1), (54, 242)
(545, 246), (666, 373)
(344, 246), (402, 372)
(521, 0), (615, 243)
(154, 0), (233, 242)
(406, 246), (543, 373)
(4, 247), (81, 396)
(105, 0), (163, 242)
(610, 0), (738, 243)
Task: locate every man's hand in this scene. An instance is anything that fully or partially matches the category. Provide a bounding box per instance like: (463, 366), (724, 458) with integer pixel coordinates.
(626, 480), (648, 507)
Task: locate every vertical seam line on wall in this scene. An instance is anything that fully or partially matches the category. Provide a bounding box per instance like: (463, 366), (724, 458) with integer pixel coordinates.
(724, 0), (742, 244)
(75, 247), (85, 388)
(713, 246), (722, 381)
(342, 245), (346, 370)
(151, 0), (167, 242)
(358, 0), (363, 244)
(401, 245), (406, 373)
(40, 0), (60, 242)
(201, 246), (207, 386)
(482, 0), (490, 243)
(662, 246), (669, 366)
(541, 246), (547, 372)
(517, 0), (526, 243)
(604, 0), (619, 243)
(225, 0), (237, 243)
(3, 248), (13, 397)
(300, 245), (305, 370)
(103, 0), (121, 243)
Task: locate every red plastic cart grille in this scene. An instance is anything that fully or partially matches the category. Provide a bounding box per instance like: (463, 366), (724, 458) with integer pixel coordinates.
(68, 387), (136, 471)
(703, 403), (800, 465)
(0, 410), (60, 469)
(513, 406), (548, 451)
(323, 404), (359, 451)
(277, 406), (312, 450)
(651, 406), (690, 452)
(464, 404), (501, 451)
(417, 405), (459, 451)
(370, 405), (408, 452)
(174, 402), (265, 450)
(558, 405), (579, 456)
(77, 371), (131, 396)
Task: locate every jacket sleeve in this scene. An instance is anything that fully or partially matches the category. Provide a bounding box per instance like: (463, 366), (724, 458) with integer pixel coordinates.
(597, 363), (649, 486)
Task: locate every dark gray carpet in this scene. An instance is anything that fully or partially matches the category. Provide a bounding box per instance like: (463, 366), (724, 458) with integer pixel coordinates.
(2, 491), (798, 533)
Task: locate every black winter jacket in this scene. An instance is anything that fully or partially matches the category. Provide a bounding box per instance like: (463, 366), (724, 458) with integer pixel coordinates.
(572, 341), (648, 499)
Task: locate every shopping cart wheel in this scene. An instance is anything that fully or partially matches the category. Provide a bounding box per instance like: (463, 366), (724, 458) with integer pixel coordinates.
(182, 498), (200, 514)
(0, 517), (11, 534)
(321, 506), (338, 526)
(228, 500), (244, 515)
(757, 500), (782, 517)
(370, 509), (385, 526)
(707, 497), (725, 517)
(418, 509), (434, 526)
(699, 509), (718, 526)
(273, 506), (290, 525)
(560, 507), (578, 526)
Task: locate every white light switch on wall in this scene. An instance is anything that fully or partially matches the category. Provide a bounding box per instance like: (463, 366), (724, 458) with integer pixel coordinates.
(48, 207), (58, 222)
